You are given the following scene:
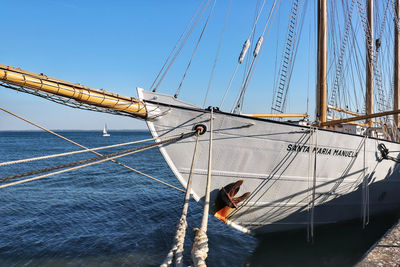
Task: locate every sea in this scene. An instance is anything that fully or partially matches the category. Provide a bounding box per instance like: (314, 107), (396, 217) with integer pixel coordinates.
(0, 131), (399, 267)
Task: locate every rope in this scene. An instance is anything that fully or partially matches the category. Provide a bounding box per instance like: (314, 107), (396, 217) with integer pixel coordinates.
(308, 127), (318, 243)
(191, 108), (214, 267)
(191, 229), (208, 267)
(127, 167), (185, 193)
(0, 106), (186, 192)
(271, 0), (300, 114)
(0, 136), (160, 166)
(328, 0), (356, 110)
(0, 106), (96, 151)
(174, 0), (216, 99)
(0, 131), (196, 190)
(0, 144), (158, 189)
(247, 0), (267, 41)
(0, 132), (192, 183)
(219, 64), (239, 109)
(234, 0), (280, 114)
(161, 132), (201, 267)
(362, 136), (369, 228)
(202, 0), (232, 107)
(306, 126), (313, 242)
(220, 0), (267, 109)
(153, 0), (211, 93)
(1, 83), (138, 119)
(150, 0), (205, 92)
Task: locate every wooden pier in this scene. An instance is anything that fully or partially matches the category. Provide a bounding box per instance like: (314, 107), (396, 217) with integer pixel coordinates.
(357, 219), (400, 266)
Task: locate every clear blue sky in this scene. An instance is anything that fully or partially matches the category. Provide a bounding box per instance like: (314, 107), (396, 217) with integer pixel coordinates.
(0, 0), (316, 131)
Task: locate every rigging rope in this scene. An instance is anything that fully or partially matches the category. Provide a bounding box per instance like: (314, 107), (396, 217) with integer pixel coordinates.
(271, 0), (301, 114)
(152, 0), (211, 92)
(0, 131), (194, 184)
(329, 0), (356, 110)
(307, 127), (317, 242)
(234, 0), (280, 114)
(350, 0), (390, 116)
(377, 0), (391, 40)
(371, 0), (390, 114)
(150, 0), (205, 91)
(191, 108), (214, 267)
(0, 106), (186, 192)
(202, 0), (232, 108)
(220, 64), (239, 109)
(247, 0), (268, 41)
(356, 0), (374, 85)
(0, 144), (159, 189)
(161, 131), (201, 267)
(219, 0), (267, 110)
(306, 125), (313, 242)
(329, 0), (390, 117)
(0, 131), (196, 190)
(0, 136), (160, 166)
(362, 136), (369, 228)
(393, 0), (400, 33)
(1, 83), (140, 119)
(0, 106), (98, 151)
(174, 0), (216, 99)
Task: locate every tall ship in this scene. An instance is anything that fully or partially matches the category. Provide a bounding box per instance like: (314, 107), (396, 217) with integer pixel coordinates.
(1, 0), (400, 236)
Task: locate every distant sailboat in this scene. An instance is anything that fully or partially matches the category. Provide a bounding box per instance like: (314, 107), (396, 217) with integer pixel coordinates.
(102, 124), (110, 137)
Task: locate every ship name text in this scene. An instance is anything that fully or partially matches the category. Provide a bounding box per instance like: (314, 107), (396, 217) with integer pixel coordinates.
(286, 144), (358, 158)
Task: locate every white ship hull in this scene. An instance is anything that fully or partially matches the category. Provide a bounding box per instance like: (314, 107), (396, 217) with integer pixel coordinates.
(138, 88), (400, 235)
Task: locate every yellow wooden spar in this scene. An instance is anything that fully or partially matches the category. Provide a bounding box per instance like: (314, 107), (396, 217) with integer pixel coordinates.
(241, 113), (308, 118)
(327, 105), (360, 116)
(0, 64), (147, 118)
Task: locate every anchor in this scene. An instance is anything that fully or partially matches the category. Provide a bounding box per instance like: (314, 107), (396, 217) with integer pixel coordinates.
(214, 180), (250, 222)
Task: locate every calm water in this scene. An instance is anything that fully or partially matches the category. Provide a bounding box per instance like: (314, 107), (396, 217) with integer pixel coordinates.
(0, 131), (398, 266)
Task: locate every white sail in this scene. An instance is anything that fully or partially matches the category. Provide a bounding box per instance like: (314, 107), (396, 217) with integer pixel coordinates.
(102, 124), (110, 137)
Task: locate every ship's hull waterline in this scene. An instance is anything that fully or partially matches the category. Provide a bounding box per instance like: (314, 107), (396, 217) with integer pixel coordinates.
(138, 88), (400, 235)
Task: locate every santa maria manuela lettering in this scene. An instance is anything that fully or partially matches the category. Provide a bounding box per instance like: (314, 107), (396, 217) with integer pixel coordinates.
(286, 144), (358, 158)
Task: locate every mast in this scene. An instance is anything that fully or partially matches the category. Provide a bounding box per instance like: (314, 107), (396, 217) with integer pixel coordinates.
(394, 0), (400, 128)
(316, 0), (327, 127)
(366, 0), (374, 128)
